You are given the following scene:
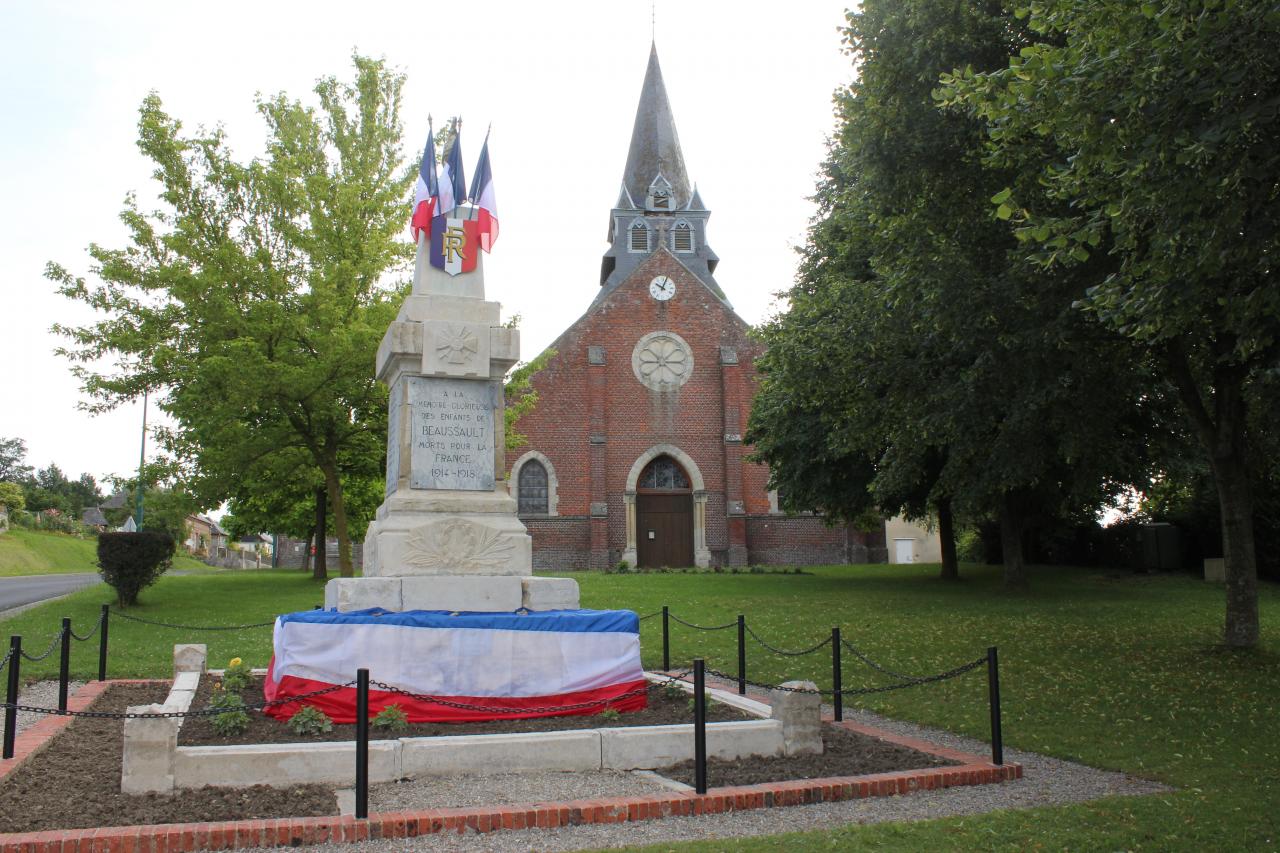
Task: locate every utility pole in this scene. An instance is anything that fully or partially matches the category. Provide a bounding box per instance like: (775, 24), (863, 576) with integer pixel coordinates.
(134, 390), (148, 528)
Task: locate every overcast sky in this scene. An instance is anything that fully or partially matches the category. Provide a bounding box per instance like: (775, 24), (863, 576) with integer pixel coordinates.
(0, 1), (855, 496)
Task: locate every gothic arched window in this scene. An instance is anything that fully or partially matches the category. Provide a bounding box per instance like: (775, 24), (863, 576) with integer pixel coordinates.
(671, 220), (694, 253)
(518, 460), (549, 514)
(629, 219), (650, 253)
(638, 455), (692, 491)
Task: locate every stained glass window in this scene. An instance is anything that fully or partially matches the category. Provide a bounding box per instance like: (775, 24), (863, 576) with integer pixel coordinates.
(518, 460), (548, 514)
(638, 455), (691, 490)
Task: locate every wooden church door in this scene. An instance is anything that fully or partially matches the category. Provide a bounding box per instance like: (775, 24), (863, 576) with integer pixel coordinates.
(635, 455), (694, 568)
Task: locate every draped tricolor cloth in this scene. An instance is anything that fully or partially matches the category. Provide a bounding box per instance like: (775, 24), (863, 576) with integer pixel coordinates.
(264, 608), (646, 723)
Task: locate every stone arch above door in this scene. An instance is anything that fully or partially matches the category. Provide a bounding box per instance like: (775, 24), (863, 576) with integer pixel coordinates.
(622, 444), (711, 568)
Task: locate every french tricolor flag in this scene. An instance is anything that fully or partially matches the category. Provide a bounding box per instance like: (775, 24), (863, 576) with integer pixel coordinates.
(410, 120), (439, 243)
(469, 130), (499, 252)
(263, 608), (647, 723)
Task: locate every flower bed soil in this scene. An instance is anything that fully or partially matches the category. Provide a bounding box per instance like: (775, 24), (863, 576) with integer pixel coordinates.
(659, 724), (959, 788)
(179, 676), (751, 746)
(0, 683), (336, 834)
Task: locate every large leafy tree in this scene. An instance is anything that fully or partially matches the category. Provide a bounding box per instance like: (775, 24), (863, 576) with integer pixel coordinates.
(750, 1), (1161, 587)
(49, 56), (415, 577)
(941, 0), (1279, 645)
(0, 438), (32, 483)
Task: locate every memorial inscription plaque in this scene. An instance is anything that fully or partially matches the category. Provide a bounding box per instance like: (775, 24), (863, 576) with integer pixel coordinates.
(408, 376), (496, 491)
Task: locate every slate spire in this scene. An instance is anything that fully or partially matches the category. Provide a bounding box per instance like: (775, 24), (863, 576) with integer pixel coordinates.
(621, 43), (692, 211)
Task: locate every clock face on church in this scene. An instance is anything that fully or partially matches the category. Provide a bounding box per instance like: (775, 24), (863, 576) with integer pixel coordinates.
(649, 275), (676, 301)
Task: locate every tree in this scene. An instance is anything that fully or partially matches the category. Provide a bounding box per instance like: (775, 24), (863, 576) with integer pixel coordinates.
(749, 1), (1161, 588)
(0, 482), (24, 513)
(49, 55), (415, 577)
(941, 0), (1280, 645)
(0, 438), (32, 483)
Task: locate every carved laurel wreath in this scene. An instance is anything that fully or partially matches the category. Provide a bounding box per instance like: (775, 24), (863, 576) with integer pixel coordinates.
(404, 517), (515, 572)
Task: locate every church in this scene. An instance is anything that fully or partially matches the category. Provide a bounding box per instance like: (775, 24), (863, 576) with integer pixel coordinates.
(505, 46), (888, 570)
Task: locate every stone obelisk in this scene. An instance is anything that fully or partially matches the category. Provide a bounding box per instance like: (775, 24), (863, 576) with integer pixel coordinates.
(325, 207), (578, 613)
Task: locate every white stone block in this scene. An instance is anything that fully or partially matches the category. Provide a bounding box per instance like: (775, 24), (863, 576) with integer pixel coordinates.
(599, 720), (784, 770)
(771, 681), (824, 755)
(324, 578), (404, 612)
(521, 577), (580, 610)
(400, 575), (522, 612)
(121, 704), (179, 793)
(400, 730), (601, 776)
(173, 644), (207, 675)
(174, 741), (401, 788)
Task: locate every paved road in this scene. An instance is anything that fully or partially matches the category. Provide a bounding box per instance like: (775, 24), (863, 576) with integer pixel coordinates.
(0, 573), (101, 614)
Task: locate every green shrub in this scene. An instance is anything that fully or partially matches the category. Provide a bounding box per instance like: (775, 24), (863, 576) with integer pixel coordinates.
(662, 681), (686, 701)
(597, 706), (621, 721)
(371, 703), (409, 733)
(288, 704), (334, 736)
(0, 482), (25, 513)
(208, 691), (249, 735)
(97, 530), (174, 606)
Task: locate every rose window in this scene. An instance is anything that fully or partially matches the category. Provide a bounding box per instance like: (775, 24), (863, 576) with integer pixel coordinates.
(632, 332), (694, 391)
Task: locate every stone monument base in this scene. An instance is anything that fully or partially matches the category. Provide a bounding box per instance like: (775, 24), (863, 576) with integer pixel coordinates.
(324, 575), (580, 613)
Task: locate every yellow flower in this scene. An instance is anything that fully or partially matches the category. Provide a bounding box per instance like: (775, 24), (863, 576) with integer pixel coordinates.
(228, 657), (243, 668)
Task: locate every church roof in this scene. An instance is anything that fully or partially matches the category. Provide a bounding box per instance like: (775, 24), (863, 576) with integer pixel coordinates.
(621, 44), (692, 211)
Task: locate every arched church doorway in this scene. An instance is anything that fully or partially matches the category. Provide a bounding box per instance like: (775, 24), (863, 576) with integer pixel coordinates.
(635, 454), (694, 567)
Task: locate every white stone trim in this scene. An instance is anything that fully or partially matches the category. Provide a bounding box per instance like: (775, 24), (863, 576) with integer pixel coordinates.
(510, 450), (559, 516)
(621, 445), (711, 568)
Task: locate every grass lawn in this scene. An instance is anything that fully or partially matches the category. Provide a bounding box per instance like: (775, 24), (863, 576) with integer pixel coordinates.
(0, 528), (214, 576)
(0, 562), (1275, 850)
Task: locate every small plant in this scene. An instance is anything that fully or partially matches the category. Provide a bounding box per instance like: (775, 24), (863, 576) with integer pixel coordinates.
(597, 706), (621, 721)
(372, 703), (409, 733)
(288, 704), (334, 736)
(222, 656), (251, 692)
(208, 691), (249, 736)
(687, 697), (697, 714)
(614, 560), (631, 573)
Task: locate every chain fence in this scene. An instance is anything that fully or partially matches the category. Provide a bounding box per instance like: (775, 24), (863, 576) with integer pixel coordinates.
(0, 681), (353, 720)
(68, 613), (105, 643)
(744, 624), (832, 657)
(109, 610), (277, 631)
(668, 613), (738, 631)
(703, 655), (986, 697)
(19, 631), (64, 663)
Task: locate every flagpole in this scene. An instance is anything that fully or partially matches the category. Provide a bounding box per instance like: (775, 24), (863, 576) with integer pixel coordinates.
(468, 124), (492, 221)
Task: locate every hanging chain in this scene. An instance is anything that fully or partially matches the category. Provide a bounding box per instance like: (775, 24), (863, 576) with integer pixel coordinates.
(110, 609), (277, 631)
(668, 613), (737, 631)
(703, 655), (986, 696)
(745, 624), (832, 656)
(69, 612), (107, 643)
(19, 631), (63, 662)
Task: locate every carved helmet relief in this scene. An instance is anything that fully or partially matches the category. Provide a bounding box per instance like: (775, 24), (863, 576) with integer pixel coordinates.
(632, 331), (693, 391)
(404, 517), (516, 572)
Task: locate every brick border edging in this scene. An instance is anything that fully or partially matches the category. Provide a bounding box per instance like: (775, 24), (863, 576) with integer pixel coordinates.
(0, 680), (1022, 851)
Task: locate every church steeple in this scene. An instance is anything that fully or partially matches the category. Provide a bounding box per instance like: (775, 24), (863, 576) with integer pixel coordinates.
(622, 44), (692, 212)
(598, 44), (724, 304)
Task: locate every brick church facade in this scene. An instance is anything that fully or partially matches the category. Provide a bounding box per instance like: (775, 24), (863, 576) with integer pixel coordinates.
(505, 46), (885, 570)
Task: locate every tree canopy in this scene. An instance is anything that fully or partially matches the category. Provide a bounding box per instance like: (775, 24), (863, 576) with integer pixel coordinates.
(939, 0), (1279, 646)
(749, 0), (1162, 587)
(49, 55), (416, 576)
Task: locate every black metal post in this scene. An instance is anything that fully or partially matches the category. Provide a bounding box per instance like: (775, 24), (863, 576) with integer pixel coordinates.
(987, 646), (1003, 766)
(736, 615), (746, 695)
(661, 606), (670, 672)
(355, 668), (369, 818)
(4, 636), (21, 759)
(693, 658), (707, 795)
(97, 605), (109, 682)
(58, 618), (71, 712)
(832, 627), (843, 723)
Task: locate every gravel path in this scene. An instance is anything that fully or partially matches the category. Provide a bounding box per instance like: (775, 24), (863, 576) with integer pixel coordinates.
(249, 706), (1170, 852)
(14, 680), (85, 736)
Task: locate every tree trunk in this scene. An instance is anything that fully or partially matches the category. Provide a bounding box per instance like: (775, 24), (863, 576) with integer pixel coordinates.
(301, 525), (314, 574)
(1166, 343), (1259, 647)
(321, 463), (354, 578)
(936, 499), (959, 581)
(313, 486), (327, 581)
(1212, 453), (1259, 647)
(1000, 492), (1027, 589)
